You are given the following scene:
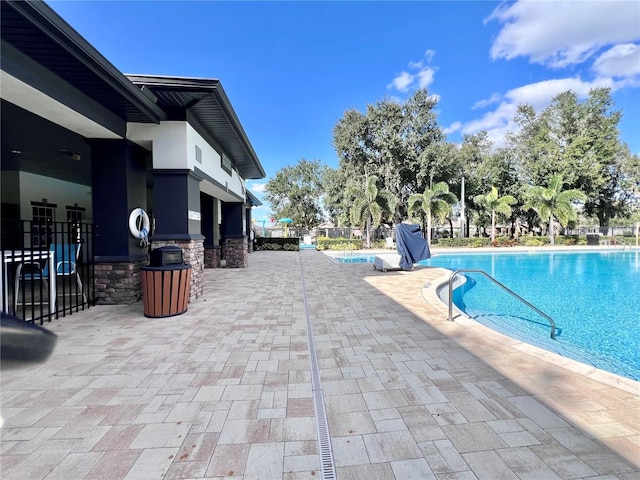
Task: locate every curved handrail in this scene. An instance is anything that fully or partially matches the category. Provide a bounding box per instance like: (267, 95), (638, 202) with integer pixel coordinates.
(448, 269), (556, 339)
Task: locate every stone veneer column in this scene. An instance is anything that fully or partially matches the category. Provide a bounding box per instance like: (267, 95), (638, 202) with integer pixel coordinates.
(94, 258), (148, 305)
(150, 239), (204, 300)
(204, 246), (221, 268)
(223, 236), (248, 268)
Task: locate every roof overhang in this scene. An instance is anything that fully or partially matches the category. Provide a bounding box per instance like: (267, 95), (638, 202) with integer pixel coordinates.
(246, 190), (263, 207)
(127, 75), (266, 180)
(1, 0), (166, 128)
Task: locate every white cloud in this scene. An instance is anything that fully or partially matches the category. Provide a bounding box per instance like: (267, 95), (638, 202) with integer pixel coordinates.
(389, 50), (438, 92)
(503, 77), (599, 109)
(472, 93), (502, 110)
(461, 76), (619, 146)
(443, 121), (462, 135)
(388, 71), (414, 92)
(488, 1), (640, 68)
(248, 181), (266, 193)
(592, 43), (640, 78)
(424, 49), (436, 63)
(417, 67), (436, 89)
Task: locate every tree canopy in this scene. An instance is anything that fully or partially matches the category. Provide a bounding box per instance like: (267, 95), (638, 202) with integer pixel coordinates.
(525, 174), (587, 244)
(475, 187), (517, 242)
(261, 87), (638, 239)
(347, 173), (395, 248)
(408, 181), (457, 244)
(262, 158), (326, 230)
(509, 88), (636, 227)
(333, 88), (446, 223)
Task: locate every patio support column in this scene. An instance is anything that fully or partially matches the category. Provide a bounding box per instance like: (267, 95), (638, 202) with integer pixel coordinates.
(201, 192), (220, 268)
(90, 139), (148, 305)
(150, 169), (204, 299)
(221, 202), (248, 268)
(246, 205), (254, 253)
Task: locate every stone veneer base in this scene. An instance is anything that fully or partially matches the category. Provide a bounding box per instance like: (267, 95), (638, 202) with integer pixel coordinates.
(223, 236), (248, 268)
(94, 259), (147, 305)
(204, 246), (221, 268)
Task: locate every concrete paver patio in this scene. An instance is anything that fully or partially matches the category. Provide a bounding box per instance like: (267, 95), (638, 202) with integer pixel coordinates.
(1, 249), (638, 479)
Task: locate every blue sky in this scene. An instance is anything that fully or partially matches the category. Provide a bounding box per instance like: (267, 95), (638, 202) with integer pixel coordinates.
(48, 1), (640, 223)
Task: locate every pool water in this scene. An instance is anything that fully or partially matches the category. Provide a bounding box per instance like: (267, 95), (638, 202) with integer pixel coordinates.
(336, 255), (376, 264)
(420, 251), (640, 381)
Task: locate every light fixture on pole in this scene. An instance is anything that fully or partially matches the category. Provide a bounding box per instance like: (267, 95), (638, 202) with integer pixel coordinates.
(459, 177), (466, 238)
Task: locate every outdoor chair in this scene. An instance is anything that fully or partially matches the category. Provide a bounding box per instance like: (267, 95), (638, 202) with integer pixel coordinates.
(14, 243), (86, 312)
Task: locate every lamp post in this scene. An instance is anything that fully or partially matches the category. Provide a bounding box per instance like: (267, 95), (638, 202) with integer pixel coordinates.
(459, 176), (466, 238)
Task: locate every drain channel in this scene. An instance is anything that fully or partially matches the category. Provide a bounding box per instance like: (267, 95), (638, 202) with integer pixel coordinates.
(298, 252), (336, 480)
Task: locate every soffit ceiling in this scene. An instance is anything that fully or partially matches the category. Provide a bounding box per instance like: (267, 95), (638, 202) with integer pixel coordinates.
(0, 1), (165, 124)
(128, 76), (266, 180)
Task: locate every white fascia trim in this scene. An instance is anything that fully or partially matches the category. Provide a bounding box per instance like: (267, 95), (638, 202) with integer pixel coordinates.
(1, 70), (121, 139)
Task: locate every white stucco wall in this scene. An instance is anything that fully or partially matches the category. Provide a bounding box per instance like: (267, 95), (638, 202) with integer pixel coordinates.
(128, 121), (247, 202)
(150, 122), (189, 169)
(18, 172), (93, 223)
(186, 124), (245, 199)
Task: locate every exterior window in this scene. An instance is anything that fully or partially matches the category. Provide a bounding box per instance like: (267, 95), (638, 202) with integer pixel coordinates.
(66, 205), (85, 243)
(221, 154), (233, 175)
(31, 202), (55, 247)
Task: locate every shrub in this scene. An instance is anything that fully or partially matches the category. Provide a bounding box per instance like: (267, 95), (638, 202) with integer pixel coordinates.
(436, 238), (491, 248)
(255, 238), (299, 251)
(555, 235), (582, 245)
(316, 237), (363, 250)
(519, 237), (546, 247)
(492, 237), (517, 247)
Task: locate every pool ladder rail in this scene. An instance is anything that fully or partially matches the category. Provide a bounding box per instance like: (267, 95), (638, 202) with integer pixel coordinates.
(342, 246), (360, 258)
(616, 238), (634, 250)
(447, 269), (556, 339)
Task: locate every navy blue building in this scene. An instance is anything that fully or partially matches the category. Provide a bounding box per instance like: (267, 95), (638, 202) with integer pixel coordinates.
(1, 1), (265, 316)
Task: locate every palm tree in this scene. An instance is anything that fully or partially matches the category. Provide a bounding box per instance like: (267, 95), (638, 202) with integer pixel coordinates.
(408, 181), (457, 244)
(525, 174), (587, 245)
(348, 174), (395, 248)
(474, 187), (518, 242)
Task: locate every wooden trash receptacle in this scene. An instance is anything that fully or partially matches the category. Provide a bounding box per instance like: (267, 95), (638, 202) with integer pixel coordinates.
(141, 264), (191, 318)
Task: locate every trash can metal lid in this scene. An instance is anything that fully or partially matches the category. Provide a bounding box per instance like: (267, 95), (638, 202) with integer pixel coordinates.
(149, 246), (184, 266)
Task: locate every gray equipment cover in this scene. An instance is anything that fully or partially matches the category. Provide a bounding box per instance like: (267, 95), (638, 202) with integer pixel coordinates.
(395, 223), (431, 270)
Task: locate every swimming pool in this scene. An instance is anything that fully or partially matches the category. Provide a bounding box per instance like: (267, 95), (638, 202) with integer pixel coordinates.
(422, 250), (640, 381)
(336, 250), (640, 380)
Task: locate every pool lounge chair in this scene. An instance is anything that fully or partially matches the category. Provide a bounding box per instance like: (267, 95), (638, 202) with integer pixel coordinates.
(373, 253), (403, 272)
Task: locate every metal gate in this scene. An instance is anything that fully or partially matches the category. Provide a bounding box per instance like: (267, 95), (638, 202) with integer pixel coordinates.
(1, 220), (94, 324)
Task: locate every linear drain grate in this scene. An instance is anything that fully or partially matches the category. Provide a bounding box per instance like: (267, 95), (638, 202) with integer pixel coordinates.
(299, 253), (336, 480)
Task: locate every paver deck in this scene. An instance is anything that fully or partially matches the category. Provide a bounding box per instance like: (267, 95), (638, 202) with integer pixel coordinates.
(1, 249), (638, 479)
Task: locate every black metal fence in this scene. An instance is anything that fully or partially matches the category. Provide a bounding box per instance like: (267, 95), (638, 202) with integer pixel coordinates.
(1, 220), (94, 324)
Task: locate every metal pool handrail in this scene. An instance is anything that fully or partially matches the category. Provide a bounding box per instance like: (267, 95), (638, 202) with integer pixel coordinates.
(448, 269), (556, 339)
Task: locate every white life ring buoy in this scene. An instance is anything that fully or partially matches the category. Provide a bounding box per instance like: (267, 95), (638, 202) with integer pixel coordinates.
(129, 208), (150, 239)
